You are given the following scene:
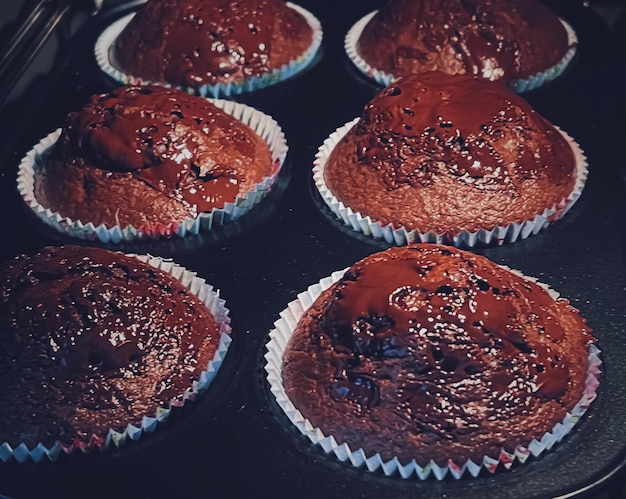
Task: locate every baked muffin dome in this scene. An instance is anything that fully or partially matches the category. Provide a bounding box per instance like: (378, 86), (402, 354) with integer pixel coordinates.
(356, 0), (573, 83)
(0, 245), (222, 449)
(112, 0), (314, 87)
(282, 244), (594, 466)
(34, 85), (273, 230)
(321, 72), (579, 237)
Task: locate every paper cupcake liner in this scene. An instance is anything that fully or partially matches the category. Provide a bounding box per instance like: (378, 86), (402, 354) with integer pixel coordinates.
(345, 10), (577, 93)
(313, 118), (588, 247)
(96, 3), (323, 98)
(17, 99), (288, 243)
(0, 254), (232, 464)
(264, 266), (601, 480)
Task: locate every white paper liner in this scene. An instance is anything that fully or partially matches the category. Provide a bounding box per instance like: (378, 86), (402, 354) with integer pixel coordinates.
(0, 254), (232, 464)
(313, 118), (588, 247)
(17, 99), (288, 243)
(95, 3), (323, 98)
(345, 10), (577, 93)
(264, 265), (602, 480)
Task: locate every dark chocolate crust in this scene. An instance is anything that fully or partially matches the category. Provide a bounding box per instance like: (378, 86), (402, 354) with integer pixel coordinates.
(323, 72), (577, 234)
(357, 0), (571, 82)
(34, 85), (272, 229)
(113, 0), (314, 87)
(282, 245), (592, 466)
(0, 245), (220, 449)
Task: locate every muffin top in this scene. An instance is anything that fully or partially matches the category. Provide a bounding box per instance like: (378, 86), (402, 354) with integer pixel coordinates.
(113, 0), (314, 87)
(282, 244), (593, 465)
(0, 245), (221, 448)
(357, 0), (572, 82)
(35, 85), (273, 228)
(323, 72), (577, 234)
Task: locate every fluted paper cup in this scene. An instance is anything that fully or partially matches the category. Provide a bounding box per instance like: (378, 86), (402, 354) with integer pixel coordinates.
(0, 254), (232, 464)
(17, 99), (288, 243)
(96, 3), (323, 98)
(264, 266), (601, 479)
(313, 118), (587, 247)
(345, 10), (577, 93)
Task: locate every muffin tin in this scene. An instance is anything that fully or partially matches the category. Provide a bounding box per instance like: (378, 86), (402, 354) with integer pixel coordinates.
(0, 0), (624, 497)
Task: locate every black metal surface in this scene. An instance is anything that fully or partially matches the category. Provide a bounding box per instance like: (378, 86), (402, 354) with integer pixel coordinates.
(0, 0), (82, 110)
(0, 1), (625, 498)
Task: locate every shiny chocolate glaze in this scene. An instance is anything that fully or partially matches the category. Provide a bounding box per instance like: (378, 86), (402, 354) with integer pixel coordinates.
(324, 72), (577, 234)
(113, 0), (313, 86)
(35, 86), (272, 229)
(282, 245), (592, 465)
(0, 245), (220, 448)
(357, 0), (572, 82)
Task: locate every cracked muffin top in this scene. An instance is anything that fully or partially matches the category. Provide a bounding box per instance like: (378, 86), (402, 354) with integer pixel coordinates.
(282, 244), (593, 465)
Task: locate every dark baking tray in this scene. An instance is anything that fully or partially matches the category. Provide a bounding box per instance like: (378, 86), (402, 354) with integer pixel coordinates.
(0, 1), (625, 498)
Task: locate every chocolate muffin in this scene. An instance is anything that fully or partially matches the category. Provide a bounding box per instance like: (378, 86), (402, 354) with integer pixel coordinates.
(34, 85), (274, 232)
(319, 72), (582, 242)
(0, 245), (224, 451)
(281, 244), (595, 467)
(112, 0), (314, 88)
(355, 0), (574, 84)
